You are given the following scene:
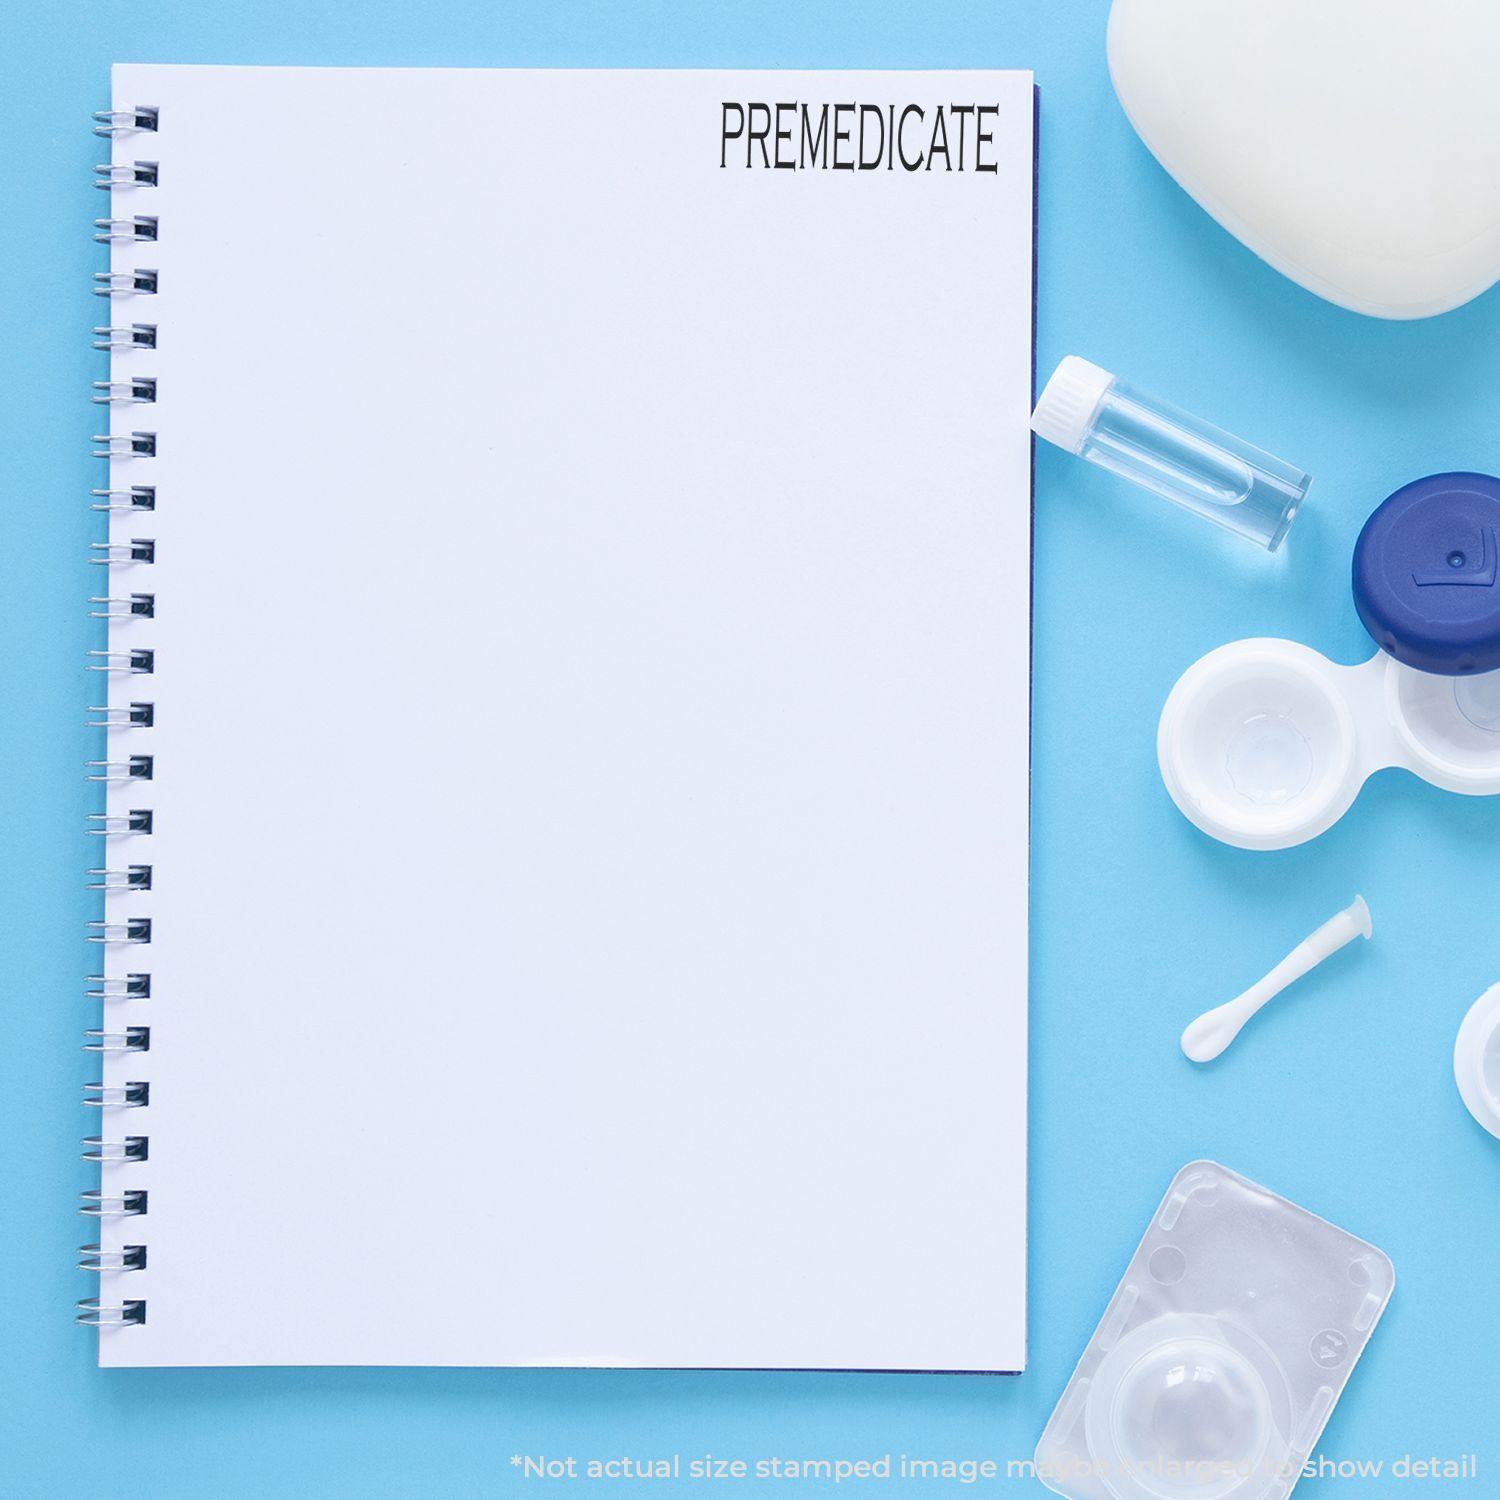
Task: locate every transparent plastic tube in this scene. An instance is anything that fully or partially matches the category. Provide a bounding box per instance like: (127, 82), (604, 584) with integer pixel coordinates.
(1032, 357), (1309, 551)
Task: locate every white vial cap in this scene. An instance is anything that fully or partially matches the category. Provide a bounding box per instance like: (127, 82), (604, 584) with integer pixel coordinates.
(1031, 356), (1116, 454)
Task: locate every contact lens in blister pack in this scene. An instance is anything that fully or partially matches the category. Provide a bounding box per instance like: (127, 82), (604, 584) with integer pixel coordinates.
(1035, 1162), (1393, 1500)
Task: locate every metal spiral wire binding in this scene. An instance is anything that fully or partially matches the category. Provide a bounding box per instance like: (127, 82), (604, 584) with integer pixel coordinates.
(87, 866), (153, 890)
(92, 432), (156, 459)
(93, 324), (156, 350)
(94, 216), (158, 244)
(91, 379), (157, 406)
(85, 916), (151, 942)
(93, 106), (158, 136)
(84, 1028), (151, 1053)
(88, 593), (155, 619)
(91, 487), (156, 512)
(86, 648), (154, 674)
(86, 103), (158, 1333)
(85, 757), (154, 783)
(87, 703), (154, 728)
(94, 162), (158, 189)
(90, 538), (156, 562)
(76, 1300), (146, 1327)
(86, 972), (151, 998)
(93, 269), (159, 296)
(86, 813), (154, 838)
(80, 1190), (148, 1217)
(79, 1244), (147, 1272)
(82, 1136), (149, 1162)
(83, 1081), (150, 1107)
(85, 921), (152, 946)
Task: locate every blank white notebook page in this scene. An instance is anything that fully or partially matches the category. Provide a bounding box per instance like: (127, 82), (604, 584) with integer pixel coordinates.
(97, 65), (1034, 1369)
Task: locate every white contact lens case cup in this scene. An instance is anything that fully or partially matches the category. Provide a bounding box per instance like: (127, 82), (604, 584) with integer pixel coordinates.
(1035, 1162), (1394, 1500)
(1160, 474), (1500, 849)
(1158, 639), (1500, 851)
(1455, 983), (1500, 1141)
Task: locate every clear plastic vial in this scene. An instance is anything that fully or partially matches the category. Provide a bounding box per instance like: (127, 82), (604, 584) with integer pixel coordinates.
(1031, 356), (1309, 551)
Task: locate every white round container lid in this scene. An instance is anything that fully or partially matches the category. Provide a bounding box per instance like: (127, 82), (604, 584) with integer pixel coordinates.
(1454, 983), (1500, 1140)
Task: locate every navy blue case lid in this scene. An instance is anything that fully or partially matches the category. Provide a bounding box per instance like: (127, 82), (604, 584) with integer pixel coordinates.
(1352, 472), (1500, 675)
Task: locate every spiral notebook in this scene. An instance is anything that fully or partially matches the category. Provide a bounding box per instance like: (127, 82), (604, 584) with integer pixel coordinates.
(85, 64), (1036, 1370)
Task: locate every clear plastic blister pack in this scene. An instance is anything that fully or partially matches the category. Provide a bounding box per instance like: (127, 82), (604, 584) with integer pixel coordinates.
(1035, 1162), (1394, 1500)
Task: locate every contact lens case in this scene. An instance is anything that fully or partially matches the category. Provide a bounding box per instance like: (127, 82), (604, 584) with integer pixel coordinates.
(1454, 983), (1500, 1141)
(1035, 1162), (1394, 1500)
(1159, 474), (1500, 850)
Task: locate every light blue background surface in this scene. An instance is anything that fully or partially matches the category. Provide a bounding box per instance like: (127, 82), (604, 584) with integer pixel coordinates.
(5, 0), (1499, 1493)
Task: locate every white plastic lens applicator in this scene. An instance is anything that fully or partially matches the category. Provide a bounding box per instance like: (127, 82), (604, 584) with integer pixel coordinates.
(1181, 896), (1373, 1063)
